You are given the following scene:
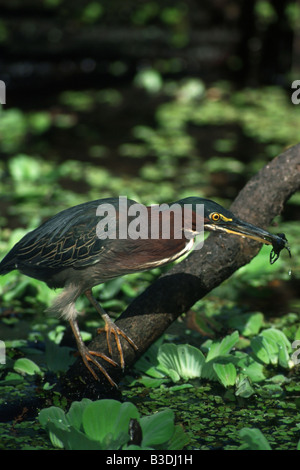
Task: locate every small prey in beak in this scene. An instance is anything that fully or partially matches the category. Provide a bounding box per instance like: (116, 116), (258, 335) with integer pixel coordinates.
(270, 233), (291, 264)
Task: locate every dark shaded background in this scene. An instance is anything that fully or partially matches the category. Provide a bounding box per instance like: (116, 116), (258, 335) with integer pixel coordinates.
(0, 0), (299, 204)
(1, 0), (296, 99)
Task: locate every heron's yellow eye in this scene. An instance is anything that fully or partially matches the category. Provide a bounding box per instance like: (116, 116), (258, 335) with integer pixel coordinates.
(210, 212), (220, 222)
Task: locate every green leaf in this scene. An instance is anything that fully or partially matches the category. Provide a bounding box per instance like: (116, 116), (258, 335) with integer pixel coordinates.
(66, 399), (92, 431)
(251, 329), (293, 367)
(13, 357), (42, 376)
(157, 343), (205, 382)
(0, 371), (24, 385)
(46, 422), (101, 450)
(277, 342), (291, 368)
(168, 383), (194, 392)
(82, 400), (139, 448)
(134, 337), (165, 378)
(213, 362), (237, 387)
(295, 325), (300, 341)
(256, 383), (284, 398)
(39, 406), (67, 428)
(206, 331), (239, 361)
(167, 425), (190, 450)
(250, 336), (271, 364)
(134, 376), (167, 388)
(239, 428), (272, 450)
(236, 353), (266, 382)
(235, 376), (255, 398)
(46, 423), (66, 449)
(261, 328), (291, 349)
(261, 328), (292, 358)
(228, 312), (264, 336)
(39, 406), (69, 449)
(45, 338), (76, 373)
(140, 409), (175, 447)
(134, 355), (166, 379)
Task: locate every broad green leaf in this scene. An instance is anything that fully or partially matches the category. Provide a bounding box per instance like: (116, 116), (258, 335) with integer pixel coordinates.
(134, 337), (165, 378)
(157, 343), (205, 382)
(47, 422), (101, 450)
(256, 383), (284, 398)
(260, 336), (279, 365)
(261, 328), (292, 352)
(239, 428), (272, 450)
(250, 336), (271, 364)
(251, 329), (292, 366)
(228, 312), (264, 336)
(235, 376), (255, 398)
(39, 406), (68, 429)
(134, 355), (166, 379)
(66, 399), (92, 431)
(0, 372), (24, 385)
(39, 406), (69, 449)
(167, 425), (190, 450)
(47, 423), (65, 449)
(206, 331), (239, 361)
(236, 353), (266, 382)
(82, 400), (139, 447)
(140, 409), (174, 447)
(132, 375), (167, 388)
(13, 358), (42, 376)
(213, 362), (237, 387)
(277, 342), (292, 368)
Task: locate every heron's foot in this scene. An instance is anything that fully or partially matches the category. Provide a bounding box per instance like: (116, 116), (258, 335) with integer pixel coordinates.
(97, 315), (138, 370)
(78, 344), (118, 387)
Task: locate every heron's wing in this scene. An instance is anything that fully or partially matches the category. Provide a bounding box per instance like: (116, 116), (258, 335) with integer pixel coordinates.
(9, 203), (117, 269)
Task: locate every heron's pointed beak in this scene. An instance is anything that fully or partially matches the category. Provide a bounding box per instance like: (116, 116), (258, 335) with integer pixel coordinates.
(205, 218), (291, 264)
(206, 219), (276, 244)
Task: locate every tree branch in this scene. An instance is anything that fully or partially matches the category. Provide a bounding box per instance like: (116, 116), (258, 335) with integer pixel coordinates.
(62, 144), (300, 396)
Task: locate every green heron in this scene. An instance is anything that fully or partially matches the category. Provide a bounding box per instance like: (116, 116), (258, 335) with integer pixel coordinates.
(0, 197), (289, 386)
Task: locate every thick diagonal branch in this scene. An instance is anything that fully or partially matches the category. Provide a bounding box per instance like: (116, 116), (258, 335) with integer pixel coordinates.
(63, 144), (300, 394)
